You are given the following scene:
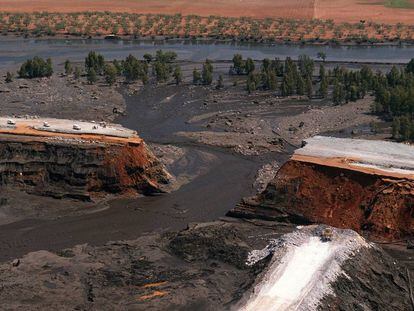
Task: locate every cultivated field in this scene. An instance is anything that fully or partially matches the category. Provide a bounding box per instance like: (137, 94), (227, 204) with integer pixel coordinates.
(0, 0), (314, 19)
(1, 0), (414, 23)
(1, 11), (413, 43)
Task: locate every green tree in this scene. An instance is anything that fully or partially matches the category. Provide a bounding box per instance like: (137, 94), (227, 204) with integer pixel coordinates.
(399, 116), (411, 141)
(104, 63), (117, 85)
(296, 75), (305, 95)
(333, 80), (345, 105)
(245, 58), (255, 75)
(406, 58), (414, 74)
(45, 58), (53, 77)
(87, 68), (98, 84)
(306, 76), (313, 98)
(231, 54), (245, 75)
(247, 72), (259, 93)
(112, 59), (123, 75)
(18, 56), (53, 78)
(319, 64), (326, 81)
(392, 117), (401, 139)
(123, 54), (146, 82)
(202, 59), (213, 85)
(85, 51), (105, 75)
(193, 68), (201, 85)
(74, 67), (82, 79)
(173, 66), (183, 85)
(64, 59), (73, 75)
(143, 53), (153, 63)
(319, 77), (328, 98)
(298, 55), (314, 79)
(261, 69), (277, 91)
(154, 61), (169, 83)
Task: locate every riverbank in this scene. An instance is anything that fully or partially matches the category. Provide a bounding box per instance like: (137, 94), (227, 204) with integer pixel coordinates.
(3, 32), (414, 47)
(2, 38), (414, 72)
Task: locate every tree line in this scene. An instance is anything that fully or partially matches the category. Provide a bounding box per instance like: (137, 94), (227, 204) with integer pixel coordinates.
(373, 61), (414, 141)
(10, 51), (414, 142)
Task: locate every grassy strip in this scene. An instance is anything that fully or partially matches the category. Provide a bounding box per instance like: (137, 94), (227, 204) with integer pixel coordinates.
(384, 0), (414, 9)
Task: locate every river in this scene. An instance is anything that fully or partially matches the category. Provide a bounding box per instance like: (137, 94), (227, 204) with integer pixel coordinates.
(0, 38), (414, 68)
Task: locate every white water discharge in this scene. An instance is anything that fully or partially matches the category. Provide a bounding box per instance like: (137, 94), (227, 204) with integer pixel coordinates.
(240, 227), (369, 311)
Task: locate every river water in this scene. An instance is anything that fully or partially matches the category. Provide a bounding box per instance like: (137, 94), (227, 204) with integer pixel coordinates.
(0, 38), (414, 68)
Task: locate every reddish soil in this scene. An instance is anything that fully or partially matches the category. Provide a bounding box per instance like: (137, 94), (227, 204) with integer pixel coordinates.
(0, 0), (314, 19)
(1, 0), (414, 23)
(0, 131), (170, 199)
(231, 160), (414, 240)
(316, 0), (414, 23)
(102, 142), (170, 194)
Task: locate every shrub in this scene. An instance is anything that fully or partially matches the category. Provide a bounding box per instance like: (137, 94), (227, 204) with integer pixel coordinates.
(18, 56), (53, 78)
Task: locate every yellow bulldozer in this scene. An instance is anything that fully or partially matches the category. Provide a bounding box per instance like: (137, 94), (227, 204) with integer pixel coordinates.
(321, 228), (334, 242)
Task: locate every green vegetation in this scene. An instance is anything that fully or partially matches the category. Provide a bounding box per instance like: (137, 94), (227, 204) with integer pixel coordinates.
(122, 54), (148, 83)
(202, 59), (214, 85)
(64, 59), (72, 75)
(384, 0), (414, 9)
(85, 51), (105, 75)
(87, 68), (98, 84)
(173, 66), (182, 85)
(74, 67), (82, 79)
(18, 56), (53, 78)
(193, 68), (201, 85)
(0, 12), (413, 44)
(373, 61), (414, 141)
(104, 63), (117, 85)
(230, 54), (255, 75)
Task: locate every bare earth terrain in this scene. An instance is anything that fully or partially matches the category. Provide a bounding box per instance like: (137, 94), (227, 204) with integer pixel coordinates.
(0, 0), (314, 19)
(1, 0), (414, 23)
(0, 46), (412, 308)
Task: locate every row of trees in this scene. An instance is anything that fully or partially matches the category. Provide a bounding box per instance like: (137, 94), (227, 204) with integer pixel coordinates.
(232, 55), (323, 97)
(14, 50), (184, 86)
(2, 12), (413, 44)
(81, 50), (181, 85)
(231, 54), (375, 107)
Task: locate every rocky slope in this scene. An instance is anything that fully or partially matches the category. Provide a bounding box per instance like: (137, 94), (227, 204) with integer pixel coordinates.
(0, 222), (410, 310)
(230, 159), (414, 241)
(0, 120), (170, 200)
(229, 137), (414, 241)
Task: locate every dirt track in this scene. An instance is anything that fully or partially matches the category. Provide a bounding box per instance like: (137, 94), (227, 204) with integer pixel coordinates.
(2, 0), (414, 23)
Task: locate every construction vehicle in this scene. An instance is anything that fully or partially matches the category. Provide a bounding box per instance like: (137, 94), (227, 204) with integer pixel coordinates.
(321, 228), (334, 242)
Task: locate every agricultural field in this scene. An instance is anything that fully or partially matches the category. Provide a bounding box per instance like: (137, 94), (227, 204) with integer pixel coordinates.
(316, 0), (414, 23)
(1, 0), (414, 23)
(1, 11), (414, 44)
(0, 0), (315, 19)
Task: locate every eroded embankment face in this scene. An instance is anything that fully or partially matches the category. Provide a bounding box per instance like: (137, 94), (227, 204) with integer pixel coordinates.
(231, 160), (414, 240)
(0, 127), (170, 200)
